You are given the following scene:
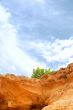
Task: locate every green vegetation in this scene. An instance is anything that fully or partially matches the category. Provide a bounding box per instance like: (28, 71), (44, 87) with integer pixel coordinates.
(31, 67), (53, 78)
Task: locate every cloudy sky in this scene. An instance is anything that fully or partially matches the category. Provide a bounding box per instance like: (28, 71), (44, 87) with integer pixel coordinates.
(0, 0), (73, 76)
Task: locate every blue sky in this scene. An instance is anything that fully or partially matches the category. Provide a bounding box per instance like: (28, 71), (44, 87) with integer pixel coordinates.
(0, 0), (73, 76)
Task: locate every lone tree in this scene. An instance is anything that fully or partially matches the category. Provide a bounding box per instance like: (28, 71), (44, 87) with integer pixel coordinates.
(31, 67), (53, 78)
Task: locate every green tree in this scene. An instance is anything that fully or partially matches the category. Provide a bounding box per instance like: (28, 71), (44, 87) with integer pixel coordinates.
(31, 67), (53, 78)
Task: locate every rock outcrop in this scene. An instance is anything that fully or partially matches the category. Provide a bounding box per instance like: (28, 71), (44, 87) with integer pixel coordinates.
(0, 63), (73, 110)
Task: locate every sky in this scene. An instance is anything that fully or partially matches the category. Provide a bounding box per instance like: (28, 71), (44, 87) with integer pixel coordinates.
(0, 0), (73, 76)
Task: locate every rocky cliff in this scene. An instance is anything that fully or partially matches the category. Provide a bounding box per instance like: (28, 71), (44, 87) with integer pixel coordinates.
(0, 63), (73, 110)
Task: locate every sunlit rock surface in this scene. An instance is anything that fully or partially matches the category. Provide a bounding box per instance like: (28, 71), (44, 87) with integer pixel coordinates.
(0, 63), (73, 110)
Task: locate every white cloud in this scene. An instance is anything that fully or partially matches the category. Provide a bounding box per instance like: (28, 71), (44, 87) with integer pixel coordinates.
(26, 37), (73, 69)
(0, 5), (10, 23)
(0, 4), (46, 76)
(0, 1), (72, 75)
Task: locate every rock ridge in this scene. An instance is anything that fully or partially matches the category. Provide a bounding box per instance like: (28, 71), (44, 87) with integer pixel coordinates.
(0, 63), (73, 110)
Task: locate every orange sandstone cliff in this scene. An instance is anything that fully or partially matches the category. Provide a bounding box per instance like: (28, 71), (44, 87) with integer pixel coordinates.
(0, 63), (73, 110)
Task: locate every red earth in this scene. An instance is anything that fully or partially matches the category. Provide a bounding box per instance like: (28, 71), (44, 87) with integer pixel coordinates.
(0, 63), (73, 110)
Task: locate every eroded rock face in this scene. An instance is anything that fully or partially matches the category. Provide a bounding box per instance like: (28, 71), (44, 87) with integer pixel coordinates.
(42, 99), (73, 110)
(1, 63), (73, 110)
(0, 75), (44, 110)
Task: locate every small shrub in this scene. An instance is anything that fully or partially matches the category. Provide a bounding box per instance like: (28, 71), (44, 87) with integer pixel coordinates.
(31, 67), (53, 78)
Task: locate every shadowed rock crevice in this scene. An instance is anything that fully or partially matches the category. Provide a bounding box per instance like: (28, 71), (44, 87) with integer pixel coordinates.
(30, 104), (47, 110)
